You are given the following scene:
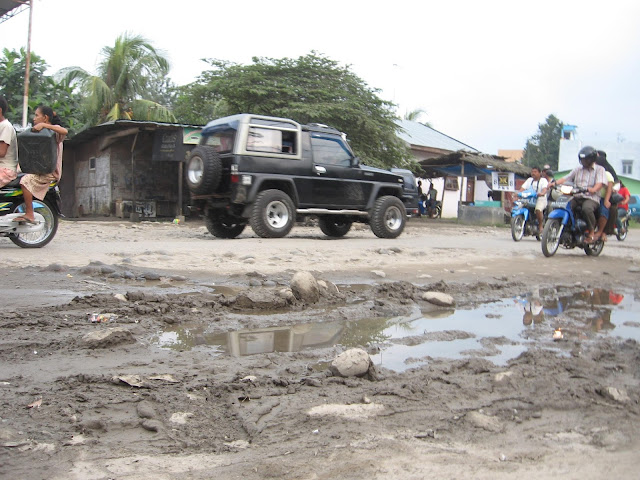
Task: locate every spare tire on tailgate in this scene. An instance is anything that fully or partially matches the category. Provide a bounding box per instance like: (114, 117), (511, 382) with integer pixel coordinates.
(185, 146), (222, 195)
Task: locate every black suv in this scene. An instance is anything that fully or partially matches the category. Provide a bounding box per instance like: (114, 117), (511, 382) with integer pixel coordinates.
(390, 168), (420, 217)
(185, 114), (407, 239)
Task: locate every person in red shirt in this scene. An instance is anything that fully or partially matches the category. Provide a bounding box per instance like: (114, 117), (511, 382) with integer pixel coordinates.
(616, 181), (631, 235)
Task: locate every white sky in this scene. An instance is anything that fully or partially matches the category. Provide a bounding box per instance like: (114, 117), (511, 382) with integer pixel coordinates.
(2, 0), (639, 154)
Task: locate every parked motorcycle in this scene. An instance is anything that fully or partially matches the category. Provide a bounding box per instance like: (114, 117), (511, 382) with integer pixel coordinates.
(0, 175), (61, 248)
(614, 207), (629, 241)
(541, 185), (605, 257)
(510, 188), (541, 241)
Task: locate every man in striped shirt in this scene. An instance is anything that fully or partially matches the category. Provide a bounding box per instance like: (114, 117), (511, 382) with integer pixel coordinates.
(551, 146), (606, 243)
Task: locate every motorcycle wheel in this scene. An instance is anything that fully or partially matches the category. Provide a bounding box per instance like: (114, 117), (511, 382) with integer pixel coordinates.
(585, 239), (604, 256)
(616, 218), (628, 241)
(510, 215), (526, 242)
(9, 199), (59, 248)
(541, 218), (562, 257)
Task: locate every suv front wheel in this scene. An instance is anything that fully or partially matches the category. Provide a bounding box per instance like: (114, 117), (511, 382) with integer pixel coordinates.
(370, 196), (406, 239)
(250, 189), (295, 238)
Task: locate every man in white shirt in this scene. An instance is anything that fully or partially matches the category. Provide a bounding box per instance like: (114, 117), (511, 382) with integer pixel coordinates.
(519, 166), (548, 235)
(0, 95), (19, 187)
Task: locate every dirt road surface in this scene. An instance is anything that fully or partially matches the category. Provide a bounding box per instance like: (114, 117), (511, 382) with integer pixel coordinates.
(1, 219), (639, 479)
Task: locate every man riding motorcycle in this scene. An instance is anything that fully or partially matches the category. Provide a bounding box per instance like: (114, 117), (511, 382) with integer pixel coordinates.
(519, 166), (548, 236)
(550, 146), (606, 243)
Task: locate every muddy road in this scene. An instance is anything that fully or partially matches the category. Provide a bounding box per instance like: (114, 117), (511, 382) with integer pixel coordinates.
(1, 219), (639, 479)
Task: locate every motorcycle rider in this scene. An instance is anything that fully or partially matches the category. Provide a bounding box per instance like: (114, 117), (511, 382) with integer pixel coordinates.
(551, 146), (606, 243)
(519, 166), (548, 236)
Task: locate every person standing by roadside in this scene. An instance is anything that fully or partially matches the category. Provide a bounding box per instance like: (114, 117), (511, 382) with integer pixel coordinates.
(13, 105), (67, 224)
(551, 146), (605, 243)
(0, 95), (19, 188)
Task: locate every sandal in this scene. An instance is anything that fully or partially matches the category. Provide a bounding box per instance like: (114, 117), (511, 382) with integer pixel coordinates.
(13, 216), (37, 225)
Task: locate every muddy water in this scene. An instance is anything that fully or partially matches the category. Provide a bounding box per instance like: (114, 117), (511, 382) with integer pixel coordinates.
(153, 288), (640, 372)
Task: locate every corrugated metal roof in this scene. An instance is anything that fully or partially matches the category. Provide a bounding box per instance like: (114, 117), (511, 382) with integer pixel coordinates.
(395, 119), (479, 153)
(66, 120), (203, 145)
(0, 0), (27, 23)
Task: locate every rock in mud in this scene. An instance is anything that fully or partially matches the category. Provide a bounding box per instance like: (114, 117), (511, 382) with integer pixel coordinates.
(330, 348), (372, 377)
(137, 401), (156, 419)
(422, 291), (455, 307)
(598, 386), (631, 404)
(82, 327), (136, 348)
(290, 271), (320, 303)
(466, 411), (504, 432)
(235, 289), (290, 309)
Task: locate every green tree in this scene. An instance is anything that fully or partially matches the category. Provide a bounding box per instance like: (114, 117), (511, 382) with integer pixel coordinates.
(0, 48), (84, 133)
(172, 53), (411, 169)
(59, 33), (175, 125)
(522, 114), (564, 170)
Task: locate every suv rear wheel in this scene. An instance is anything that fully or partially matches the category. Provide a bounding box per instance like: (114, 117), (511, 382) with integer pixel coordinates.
(205, 210), (246, 239)
(185, 146), (222, 195)
(370, 196), (406, 239)
(318, 216), (353, 238)
(250, 189), (295, 238)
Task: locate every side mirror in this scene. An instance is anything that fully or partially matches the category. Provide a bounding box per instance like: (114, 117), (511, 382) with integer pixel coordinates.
(352, 156), (361, 166)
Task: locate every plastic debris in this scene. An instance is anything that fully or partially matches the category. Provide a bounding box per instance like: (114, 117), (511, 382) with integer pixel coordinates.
(89, 313), (118, 323)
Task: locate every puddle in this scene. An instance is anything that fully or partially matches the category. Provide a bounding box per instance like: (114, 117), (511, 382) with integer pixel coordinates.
(153, 288), (639, 372)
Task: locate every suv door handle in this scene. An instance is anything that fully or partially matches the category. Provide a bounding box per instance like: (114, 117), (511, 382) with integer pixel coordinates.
(314, 165), (326, 175)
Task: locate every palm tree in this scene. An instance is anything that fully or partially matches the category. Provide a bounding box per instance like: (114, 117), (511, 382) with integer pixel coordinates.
(59, 32), (175, 124)
(404, 108), (431, 127)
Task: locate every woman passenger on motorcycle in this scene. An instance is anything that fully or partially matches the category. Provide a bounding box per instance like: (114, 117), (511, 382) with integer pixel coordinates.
(550, 146), (606, 243)
(13, 106), (67, 224)
(594, 170), (615, 242)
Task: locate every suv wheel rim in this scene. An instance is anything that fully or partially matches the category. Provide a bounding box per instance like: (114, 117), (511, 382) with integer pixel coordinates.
(187, 157), (204, 185)
(266, 200), (289, 228)
(385, 206), (403, 231)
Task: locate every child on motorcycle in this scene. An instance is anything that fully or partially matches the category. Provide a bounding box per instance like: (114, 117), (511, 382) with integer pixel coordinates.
(13, 105), (67, 224)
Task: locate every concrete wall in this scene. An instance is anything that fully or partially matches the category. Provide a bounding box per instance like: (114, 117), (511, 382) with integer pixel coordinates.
(458, 205), (507, 225)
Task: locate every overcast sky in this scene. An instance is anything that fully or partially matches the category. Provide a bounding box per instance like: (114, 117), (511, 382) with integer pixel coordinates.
(2, 0), (639, 154)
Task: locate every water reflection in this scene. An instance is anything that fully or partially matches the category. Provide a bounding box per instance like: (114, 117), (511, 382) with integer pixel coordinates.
(153, 288), (638, 372)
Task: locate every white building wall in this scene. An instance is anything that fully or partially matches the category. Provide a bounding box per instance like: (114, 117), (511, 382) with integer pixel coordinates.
(558, 136), (640, 180)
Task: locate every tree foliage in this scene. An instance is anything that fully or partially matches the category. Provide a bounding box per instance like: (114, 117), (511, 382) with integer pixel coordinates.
(59, 33), (176, 125)
(0, 48), (84, 132)
(522, 114), (564, 170)
(172, 53), (412, 169)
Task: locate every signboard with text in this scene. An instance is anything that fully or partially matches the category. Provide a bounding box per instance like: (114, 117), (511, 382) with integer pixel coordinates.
(491, 172), (515, 192)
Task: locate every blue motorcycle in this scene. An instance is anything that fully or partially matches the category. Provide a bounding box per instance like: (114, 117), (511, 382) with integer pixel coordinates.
(541, 185), (604, 257)
(510, 188), (540, 241)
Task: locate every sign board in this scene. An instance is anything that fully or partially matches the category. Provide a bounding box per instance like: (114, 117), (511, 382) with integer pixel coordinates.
(152, 127), (202, 162)
(491, 172), (515, 192)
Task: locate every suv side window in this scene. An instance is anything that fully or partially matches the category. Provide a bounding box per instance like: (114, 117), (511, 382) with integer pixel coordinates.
(203, 131), (235, 153)
(247, 127), (298, 155)
(310, 133), (352, 167)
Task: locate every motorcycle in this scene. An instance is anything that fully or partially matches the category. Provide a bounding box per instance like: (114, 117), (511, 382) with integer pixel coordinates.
(541, 185), (606, 257)
(614, 207), (629, 241)
(510, 187), (541, 241)
(0, 174), (62, 248)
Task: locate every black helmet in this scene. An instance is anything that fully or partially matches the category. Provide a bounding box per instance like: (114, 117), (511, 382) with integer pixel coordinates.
(578, 146), (598, 162)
